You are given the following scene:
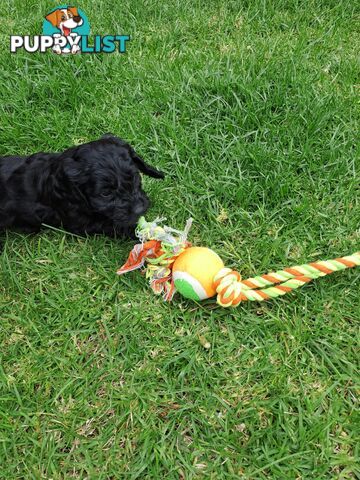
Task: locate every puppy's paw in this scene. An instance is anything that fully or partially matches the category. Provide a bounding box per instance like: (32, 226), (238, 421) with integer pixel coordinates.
(53, 45), (62, 55)
(71, 44), (81, 54)
(52, 34), (62, 55)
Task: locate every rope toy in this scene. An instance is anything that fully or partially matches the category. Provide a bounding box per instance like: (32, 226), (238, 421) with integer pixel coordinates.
(117, 217), (360, 307)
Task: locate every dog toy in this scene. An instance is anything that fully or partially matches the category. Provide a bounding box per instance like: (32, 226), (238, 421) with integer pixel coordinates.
(117, 217), (360, 307)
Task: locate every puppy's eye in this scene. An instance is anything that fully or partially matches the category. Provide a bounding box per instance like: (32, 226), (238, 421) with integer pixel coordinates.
(61, 15), (66, 21)
(101, 189), (113, 198)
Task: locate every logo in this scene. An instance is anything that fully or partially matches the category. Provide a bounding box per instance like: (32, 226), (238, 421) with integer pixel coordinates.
(10, 5), (130, 55)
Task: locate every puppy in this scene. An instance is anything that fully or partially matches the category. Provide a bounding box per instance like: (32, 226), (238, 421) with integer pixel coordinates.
(45, 7), (83, 54)
(0, 135), (164, 238)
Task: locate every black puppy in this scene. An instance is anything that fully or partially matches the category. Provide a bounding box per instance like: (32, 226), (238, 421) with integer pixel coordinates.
(0, 134), (164, 237)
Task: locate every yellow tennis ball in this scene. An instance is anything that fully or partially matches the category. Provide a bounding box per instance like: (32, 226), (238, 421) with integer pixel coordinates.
(172, 247), (224, 301)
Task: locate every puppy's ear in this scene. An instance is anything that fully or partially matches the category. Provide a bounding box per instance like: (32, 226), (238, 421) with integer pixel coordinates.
(45, 9), (60, 27)
(101, 134), (165, 178)
(58, 157), (91, 207)
(62, 157), (88, 185)
(68, 6), (79, 16)
(130, 151), (165, 179)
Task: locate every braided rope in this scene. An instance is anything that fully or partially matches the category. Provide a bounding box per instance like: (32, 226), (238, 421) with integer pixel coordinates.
(214, 252), (360, 307)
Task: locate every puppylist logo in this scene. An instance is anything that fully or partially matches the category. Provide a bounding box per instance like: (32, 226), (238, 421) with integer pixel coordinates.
(10, 5), (130, 55)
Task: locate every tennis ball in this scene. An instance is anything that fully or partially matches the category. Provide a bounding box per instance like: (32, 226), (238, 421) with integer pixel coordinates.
(172, 247), (224, 301)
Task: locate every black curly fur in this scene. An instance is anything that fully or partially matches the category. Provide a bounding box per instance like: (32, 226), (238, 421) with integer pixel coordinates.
(0, 134), (164, 238)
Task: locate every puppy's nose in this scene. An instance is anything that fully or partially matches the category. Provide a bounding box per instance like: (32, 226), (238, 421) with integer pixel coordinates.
(73, 15), (82, 23)
(134, 197), (149, 215)
(134, 203), (146, 215)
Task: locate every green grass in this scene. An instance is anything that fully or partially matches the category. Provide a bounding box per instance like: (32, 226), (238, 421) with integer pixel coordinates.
(1, 0), (359, 478)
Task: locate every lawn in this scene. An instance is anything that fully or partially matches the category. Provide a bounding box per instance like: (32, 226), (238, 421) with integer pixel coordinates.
(0, 0), (359, 478)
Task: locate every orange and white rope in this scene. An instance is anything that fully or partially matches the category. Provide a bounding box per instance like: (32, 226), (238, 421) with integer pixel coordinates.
(214, 252), (360, 307)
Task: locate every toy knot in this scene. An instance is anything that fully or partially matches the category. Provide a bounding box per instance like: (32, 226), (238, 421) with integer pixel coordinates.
(213, 268), (243, 307)
(117, 216), (193, 302)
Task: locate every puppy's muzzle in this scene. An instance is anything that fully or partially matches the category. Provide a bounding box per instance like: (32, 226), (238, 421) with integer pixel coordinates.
(134, 198), (148, 216)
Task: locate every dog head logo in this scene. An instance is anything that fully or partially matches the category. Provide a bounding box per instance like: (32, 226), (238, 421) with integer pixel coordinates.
(45, 7), (83, 36)
(43, 5), (90, 54)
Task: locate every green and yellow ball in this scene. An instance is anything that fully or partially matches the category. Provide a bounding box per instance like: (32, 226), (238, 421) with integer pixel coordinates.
(172, 247), (224, 301)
